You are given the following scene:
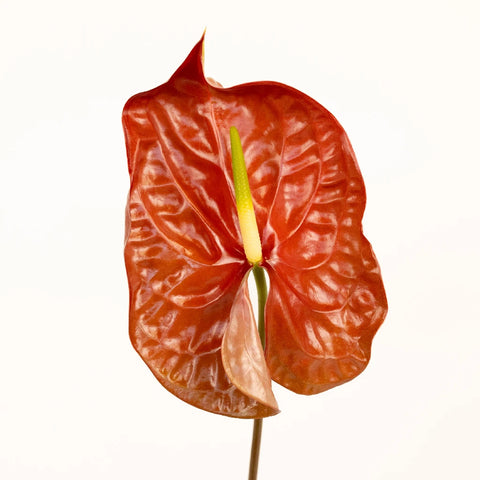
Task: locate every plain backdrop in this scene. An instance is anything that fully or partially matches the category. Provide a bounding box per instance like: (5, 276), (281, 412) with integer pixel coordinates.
(1, 0), (479, 478)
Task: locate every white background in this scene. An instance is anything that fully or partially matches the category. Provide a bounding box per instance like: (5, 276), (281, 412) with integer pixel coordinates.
(1, 0), (479, 478)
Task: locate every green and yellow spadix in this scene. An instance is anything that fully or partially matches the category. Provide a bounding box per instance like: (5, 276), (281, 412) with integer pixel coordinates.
(230, 126), (263, 265)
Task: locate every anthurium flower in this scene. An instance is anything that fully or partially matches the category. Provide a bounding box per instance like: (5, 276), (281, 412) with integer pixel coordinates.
(123, 36), (387, 419)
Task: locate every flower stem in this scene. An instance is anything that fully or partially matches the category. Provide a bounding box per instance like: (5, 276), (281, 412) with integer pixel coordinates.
(249, 418), (263, 480)
(249, 265), (268, 480)
(252, 265), (267, 349)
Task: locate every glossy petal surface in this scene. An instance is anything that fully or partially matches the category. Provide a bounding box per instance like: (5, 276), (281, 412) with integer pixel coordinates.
(263, 118), (388, 394)
(124, 90), (275, 418)
(123, 36), (387, 417)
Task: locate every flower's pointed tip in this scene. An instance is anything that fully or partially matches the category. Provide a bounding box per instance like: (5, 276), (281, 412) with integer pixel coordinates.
(169, 32), (207, 83)
(201, 28), (206, 65)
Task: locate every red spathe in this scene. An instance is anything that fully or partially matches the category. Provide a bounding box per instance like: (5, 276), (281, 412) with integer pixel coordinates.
(123, 36), (387, 419)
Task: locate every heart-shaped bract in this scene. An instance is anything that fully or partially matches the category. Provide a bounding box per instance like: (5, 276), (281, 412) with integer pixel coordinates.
(123, 36), (387, 418)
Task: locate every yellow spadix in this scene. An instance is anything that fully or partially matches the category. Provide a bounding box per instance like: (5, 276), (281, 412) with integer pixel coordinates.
(230, 126), (263, 265)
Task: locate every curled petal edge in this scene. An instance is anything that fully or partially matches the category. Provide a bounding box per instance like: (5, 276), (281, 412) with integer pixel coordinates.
(222, 271), (280, 417)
